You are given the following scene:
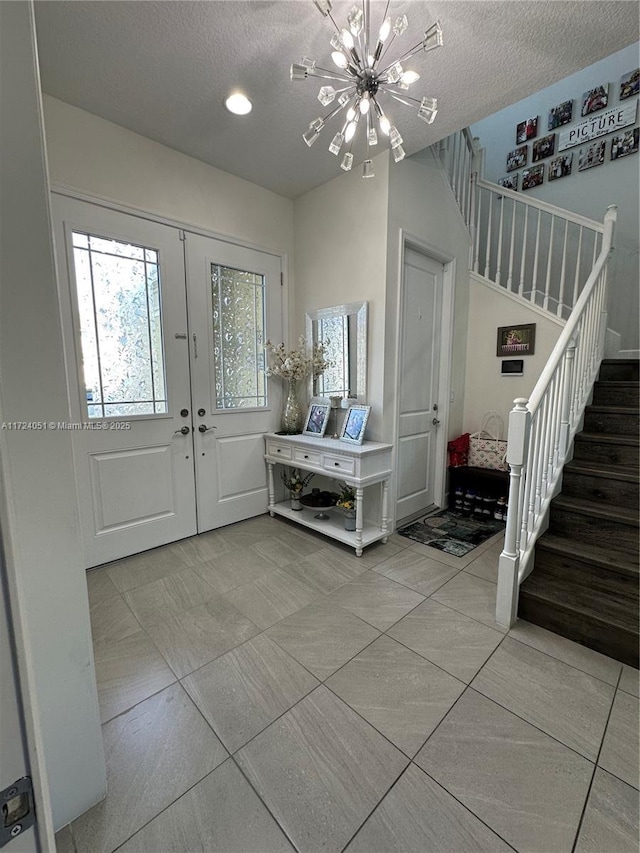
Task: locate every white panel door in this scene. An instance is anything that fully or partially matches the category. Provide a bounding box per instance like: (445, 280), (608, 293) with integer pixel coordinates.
(396, 247), (443, 523)
(53, 197), (197, 567)
(185, 233), (283, 531)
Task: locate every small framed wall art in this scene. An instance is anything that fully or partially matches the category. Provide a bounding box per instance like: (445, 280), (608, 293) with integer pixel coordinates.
(548, 153), (573, 181)
(496, 324), (536, 357)
(516, 117), (538, 143)
(303, 401), (331, 437)
(522, 164), (544, 190)
(498, 174), (518, 192)
(580, 84), (608, 117)
(339, 405), (371, 445)
(578, 140), (606, 172)
(506, 145), (528, 172)
(548, 100), (573, 130)
(532, 133), (555, 162)
(611, 128), (639, 161)
(619, 68), (639, 100)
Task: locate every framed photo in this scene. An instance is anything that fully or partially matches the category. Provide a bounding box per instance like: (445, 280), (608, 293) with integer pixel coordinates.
(548, 100), (573, 130)
(339, 405), (371, 445)
(619, 68), (639, 100)
(303, 401), (330, 437)
(506, 145), (528, 172)
(516, 117), (538, 144)
(521, 163), (544, 190)
(532, 133), (555, 162)
(548, 153), (573, 181)
(578, 140), (606, 172)
(496, 324), (536, 357)
(498, 174), (518, 192)
(581, 84), (608, 117)
(611, 127), (639, 161)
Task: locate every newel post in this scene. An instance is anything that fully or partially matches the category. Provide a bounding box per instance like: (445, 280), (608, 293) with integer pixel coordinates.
(496, 398), (530, 627)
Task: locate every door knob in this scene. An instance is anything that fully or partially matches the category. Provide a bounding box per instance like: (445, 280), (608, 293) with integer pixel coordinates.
(197, 408), (206, 417)
(174, 426), (190, 436)
(180, 408), (189, 417)
(432, 418), (440, 426)
(198, 424), (217, 433)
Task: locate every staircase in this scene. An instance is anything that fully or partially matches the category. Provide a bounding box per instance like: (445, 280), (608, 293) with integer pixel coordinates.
(518, 359), (639, 667)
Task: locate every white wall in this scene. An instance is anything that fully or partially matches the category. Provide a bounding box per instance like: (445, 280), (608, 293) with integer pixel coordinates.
(42, 96), (297, 332)
(463, 275), (564, 432)
(385, 148), (471, 444)
(0, 3), (105, 832)
(293, 152), (390, 441)
(472, 43), (639, 353)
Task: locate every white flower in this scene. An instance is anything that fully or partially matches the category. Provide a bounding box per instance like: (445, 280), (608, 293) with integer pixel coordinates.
(265, 336), (331, 382)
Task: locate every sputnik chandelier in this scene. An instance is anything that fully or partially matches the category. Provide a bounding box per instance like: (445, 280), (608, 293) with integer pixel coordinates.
(291, 0), (443, 178)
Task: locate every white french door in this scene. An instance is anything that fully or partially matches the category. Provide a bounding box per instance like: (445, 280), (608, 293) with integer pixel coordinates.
(396, 247), (443, 523)
(53, 197), (282, 567)
(185, 233), (283, 531)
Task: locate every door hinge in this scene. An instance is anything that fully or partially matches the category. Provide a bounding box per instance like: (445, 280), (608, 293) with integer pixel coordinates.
(1, 778), (35, 848)
(280, 272), (284, 287)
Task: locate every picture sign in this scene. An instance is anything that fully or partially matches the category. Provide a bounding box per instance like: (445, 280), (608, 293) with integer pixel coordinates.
(558, 100), (638, 151)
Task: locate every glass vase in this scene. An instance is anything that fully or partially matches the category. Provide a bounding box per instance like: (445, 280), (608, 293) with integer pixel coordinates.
(281, 379), (303, 434)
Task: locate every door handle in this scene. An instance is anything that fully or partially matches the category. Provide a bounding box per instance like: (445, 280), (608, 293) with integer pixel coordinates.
(432, 418), (440, 426)
(198, 424), (217, 433)
(174, 426), (190, 436)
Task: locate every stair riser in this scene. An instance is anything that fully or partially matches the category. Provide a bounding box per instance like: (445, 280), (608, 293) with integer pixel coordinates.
(562, 470), (639, 510)
(573, 439), (639, 468)
(592, 385), (639, 407)
(534, 548), (639, 598)
(518, 594), (639, 668)
(549, 508), (639, 555)
(583, 409), (638, 435)
(598, 361), (640, 382)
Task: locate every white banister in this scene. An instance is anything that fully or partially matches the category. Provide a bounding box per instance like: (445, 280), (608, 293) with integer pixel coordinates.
(496, 204), (617, 627)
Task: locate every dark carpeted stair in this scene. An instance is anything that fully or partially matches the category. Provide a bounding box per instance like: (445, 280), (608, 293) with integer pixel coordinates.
(519, 359), (639, 668)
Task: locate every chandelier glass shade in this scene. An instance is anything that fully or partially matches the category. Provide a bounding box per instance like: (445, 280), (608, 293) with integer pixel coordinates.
(291, 0), (443, 179)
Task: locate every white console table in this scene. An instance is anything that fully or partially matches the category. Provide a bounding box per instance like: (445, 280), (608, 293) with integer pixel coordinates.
(264, 432), (393, 556)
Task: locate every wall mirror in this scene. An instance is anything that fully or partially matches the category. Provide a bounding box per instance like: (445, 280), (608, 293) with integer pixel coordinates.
(306, 301), (367, 402)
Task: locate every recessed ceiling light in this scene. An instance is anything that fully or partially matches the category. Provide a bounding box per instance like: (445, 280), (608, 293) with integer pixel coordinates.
(225, 93), (252, 115)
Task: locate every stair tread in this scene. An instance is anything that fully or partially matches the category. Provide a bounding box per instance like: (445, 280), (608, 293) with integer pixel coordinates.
(564, 460), (640, 483)
(586, 404), (639, 414)
(574, 432), (639, 446)
(595, 381), (640, 387)
(521, 572), (639, 633)
(537, 534), (639, 574)
(552, 494), (639, 525)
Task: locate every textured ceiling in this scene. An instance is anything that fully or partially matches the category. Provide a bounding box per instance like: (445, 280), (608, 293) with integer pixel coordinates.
(34, 1), (639, 199)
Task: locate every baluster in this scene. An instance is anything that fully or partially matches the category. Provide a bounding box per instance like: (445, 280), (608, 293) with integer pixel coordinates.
(507, 196), (517, 291)
(474, 188), (482, 273)
(496, 195), (505, 286)
(518, 204), (528, 297)
(527, 411), (542, 531)
(456, 134), (464, 205)
(572, 226), (583, 307)
(543, 214), (555, 311)
(559, 341), (577, 459)
(531, 209), (541, 304)
(548, 372), (560, 482)
(557, 219), (569, 317)
(536, 394), (551, 510)
(484, 192), (493, 279)
(451, 133), (459, 200)
(496, 398), (530, 628)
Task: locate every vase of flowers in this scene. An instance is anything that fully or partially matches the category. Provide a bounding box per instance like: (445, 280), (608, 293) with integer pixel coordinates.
(281, 468), (315, 510)
(336, 482), (357, 531)
(265, 336), (331, 434)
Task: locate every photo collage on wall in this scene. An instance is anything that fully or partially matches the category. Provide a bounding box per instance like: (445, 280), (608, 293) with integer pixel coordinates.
(499, 67), (639, 191)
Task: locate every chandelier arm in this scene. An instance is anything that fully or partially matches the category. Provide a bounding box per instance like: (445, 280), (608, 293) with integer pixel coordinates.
(323, 94), (356, 124)
(363, 0), (369, 62)
(376, 32), (397, 67)
(381, 88), (422, 107)
(310, 70), (354, 82)
(326, 11), (342, 35)
(380, 40), (424, 73)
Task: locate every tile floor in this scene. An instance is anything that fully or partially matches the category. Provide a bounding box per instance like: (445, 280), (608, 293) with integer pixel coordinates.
(56, 515), (639, 853)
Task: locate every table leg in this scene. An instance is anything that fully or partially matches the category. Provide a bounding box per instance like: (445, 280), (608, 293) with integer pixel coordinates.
(381, 478), (389, 543)
(267, 461), (275, 517)
(354, 486), (364, 556)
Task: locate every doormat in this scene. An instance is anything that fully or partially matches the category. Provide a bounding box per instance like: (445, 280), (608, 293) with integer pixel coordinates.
(398, 510), (504, 557)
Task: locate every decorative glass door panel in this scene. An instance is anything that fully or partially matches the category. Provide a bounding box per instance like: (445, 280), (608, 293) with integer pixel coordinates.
(211, 264), (266, 410)
(71, 231), (168, 418)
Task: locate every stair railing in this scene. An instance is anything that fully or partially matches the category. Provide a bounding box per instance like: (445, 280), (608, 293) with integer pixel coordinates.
(496, 205), (617, 627)
(434, 129), (605, 319)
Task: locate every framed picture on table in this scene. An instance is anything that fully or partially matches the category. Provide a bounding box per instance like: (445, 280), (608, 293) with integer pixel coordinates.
(339, 405), (371, 445)
(303, 401), (331, 437)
